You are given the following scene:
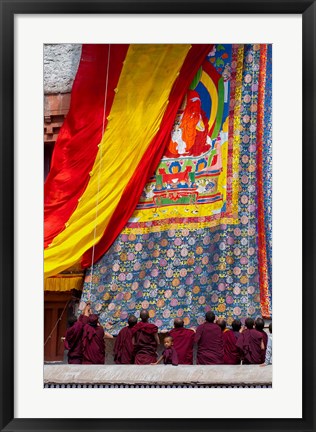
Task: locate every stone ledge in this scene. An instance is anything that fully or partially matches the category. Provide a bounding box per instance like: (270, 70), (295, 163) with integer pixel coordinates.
(44, 364), (272, 386)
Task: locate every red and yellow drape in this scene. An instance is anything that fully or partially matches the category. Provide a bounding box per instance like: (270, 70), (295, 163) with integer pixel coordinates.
(44, 44), (212, 278)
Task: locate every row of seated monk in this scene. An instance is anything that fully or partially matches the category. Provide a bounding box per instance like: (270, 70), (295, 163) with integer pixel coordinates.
(64, 305), (272, 366)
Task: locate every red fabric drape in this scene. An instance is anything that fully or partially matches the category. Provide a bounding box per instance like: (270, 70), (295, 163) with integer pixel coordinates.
(82, 44), (213, 268)
(256, 45), (270, 319)
(44, 44), (129, 248)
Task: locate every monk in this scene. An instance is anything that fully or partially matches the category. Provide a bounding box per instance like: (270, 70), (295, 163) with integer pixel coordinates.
(231, 319), (242, 341)
(152, 336), (178, 366)
(82, 314), (105, 364)
(255, 317), (268, 363)
(169, 318), (195, 364)
(64, 304), (90, 364)
(217, 318), (240, 364)
(113, 315), (137, 364)
(236, 317), (265, 364)
(131, 310), (159, 365)
(194, 311), (224, 365)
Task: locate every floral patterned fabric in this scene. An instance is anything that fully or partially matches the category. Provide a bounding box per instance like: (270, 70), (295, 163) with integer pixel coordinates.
(80, 44), (272, 335)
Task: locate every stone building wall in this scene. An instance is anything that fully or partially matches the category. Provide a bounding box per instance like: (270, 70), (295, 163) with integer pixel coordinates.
(44, 44), (82, 94)
(44, 44), (82, 178)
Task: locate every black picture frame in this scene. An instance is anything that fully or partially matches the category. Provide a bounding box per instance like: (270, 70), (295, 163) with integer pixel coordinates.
(1, 1), (315, 431)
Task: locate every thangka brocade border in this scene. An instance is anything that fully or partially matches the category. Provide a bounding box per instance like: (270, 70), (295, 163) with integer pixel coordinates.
(257, 44), (271, 319)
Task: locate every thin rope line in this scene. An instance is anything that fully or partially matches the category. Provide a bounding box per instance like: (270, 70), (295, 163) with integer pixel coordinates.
(88, 44), (111, 295)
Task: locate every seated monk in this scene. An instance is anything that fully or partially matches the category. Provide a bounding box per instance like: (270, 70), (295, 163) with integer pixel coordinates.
(131, 310), (159, 365)
(231, 319), (242, 341)
(64, 304), (90, 364)
(194, 311), (224, 365)
(255, 317), (268, 363)
(82, 314), (105, 365)
(152, 336), (178, 366)
(217, 318), (240, 364)
(113, 315), (137, 364)
(169, 318), (195, 365)
(236, 317), (265, 364)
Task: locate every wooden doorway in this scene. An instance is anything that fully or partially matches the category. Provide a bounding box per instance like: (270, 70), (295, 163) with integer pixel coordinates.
(44, 290), (81, 362)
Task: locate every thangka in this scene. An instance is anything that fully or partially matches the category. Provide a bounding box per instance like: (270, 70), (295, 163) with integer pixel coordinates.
(44, 44), (272, 334)
(79, 44), (272, 334)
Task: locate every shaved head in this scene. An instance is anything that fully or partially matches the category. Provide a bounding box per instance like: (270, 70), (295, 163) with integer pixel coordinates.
(205, 311), (215, 323)
(232, 319), (241, 332)
(140, 309), (149, 322)
(174, 318), (184, 328)
(255, 317), (265, 331)
(128, 315), (137, 327)
(245, 317), (254, 329)
(163, 335), (174, 348)
(217, 318), (226, 331)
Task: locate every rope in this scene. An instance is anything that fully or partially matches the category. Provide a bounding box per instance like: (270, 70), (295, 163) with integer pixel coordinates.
(44, 300), (70, 347)
(88, 44), (111, 295)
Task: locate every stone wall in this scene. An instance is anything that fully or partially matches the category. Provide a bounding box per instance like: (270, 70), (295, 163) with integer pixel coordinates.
(44, 364), (272, 387)
(44, 44), (81, 94)
(44, 44), (81, 178)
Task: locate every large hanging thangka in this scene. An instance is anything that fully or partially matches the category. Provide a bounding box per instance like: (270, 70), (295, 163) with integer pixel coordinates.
(80, 44), (272, 334)
(44, 44), (272, 335)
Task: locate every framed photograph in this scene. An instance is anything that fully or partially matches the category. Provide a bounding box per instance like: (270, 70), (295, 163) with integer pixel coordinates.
(1, 1), (315, 431)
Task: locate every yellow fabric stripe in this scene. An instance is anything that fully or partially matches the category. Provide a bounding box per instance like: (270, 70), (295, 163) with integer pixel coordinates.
(44, 276), (84, 292)
(200, 71), (218, 132)
(45, 44), (191, 278)
(232, 45), (244, 215)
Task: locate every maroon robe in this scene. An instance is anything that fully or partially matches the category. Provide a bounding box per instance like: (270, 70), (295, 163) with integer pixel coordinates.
(233, 331), (241, 341)
(259, 330), (268, 363)
(131, 321), (158, 365)
(195, 322), (224, 365)
(64, 315), (88, 364)
(222, 328), (240, 364)
(169, 327), (195, 364)
(113, 326), (134, 364)
(236, 328), (263, 364)
(82, 323), (105, 364)
(163, 347), (178, 365)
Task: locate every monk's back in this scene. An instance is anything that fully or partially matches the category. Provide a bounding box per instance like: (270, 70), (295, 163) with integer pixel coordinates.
(169, 327), (195, 365)
(195, 322), (224, 365)
(248, 328), (264, 364)
(132, 321), (158, 365)
(114, 326), (134, 364)
(65, 315), (89, 364)
(222, 329), (240, 364)
(237, 328), (263, 364)
(82, 325), (105, 365)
